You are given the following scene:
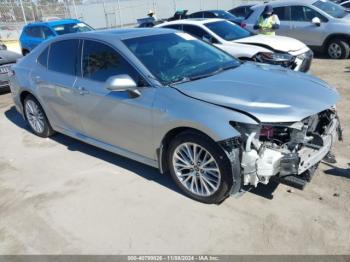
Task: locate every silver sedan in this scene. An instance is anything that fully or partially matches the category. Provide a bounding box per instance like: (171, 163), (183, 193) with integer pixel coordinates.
(10, 28), (341, 203)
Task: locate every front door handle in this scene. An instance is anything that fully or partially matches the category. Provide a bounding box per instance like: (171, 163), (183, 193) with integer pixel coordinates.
(78, 86), (89, 95)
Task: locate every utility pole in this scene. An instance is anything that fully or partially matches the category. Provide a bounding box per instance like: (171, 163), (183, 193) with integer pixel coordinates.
(72, 0), (78, 19)
(19, 0), (27, 24)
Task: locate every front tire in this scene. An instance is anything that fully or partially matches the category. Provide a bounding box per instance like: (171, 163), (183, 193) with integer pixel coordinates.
(326, 39), (349, 59)
(167, 131), (234, 204)
(23, 94), (54, 138)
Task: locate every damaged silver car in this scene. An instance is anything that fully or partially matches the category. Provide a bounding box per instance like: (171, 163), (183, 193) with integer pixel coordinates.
(10, 29), (342, 203)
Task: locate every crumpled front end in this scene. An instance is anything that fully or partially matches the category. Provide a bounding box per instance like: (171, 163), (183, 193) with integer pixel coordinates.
(231, 108), (342, 188)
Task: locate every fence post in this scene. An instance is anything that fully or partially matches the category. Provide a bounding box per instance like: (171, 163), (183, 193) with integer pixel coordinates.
(19, 0), (27, 24)
(72, 0), (78, 19)
(117, 0), (122, 27)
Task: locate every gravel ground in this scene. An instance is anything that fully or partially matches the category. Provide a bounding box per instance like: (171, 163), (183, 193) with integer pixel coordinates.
(0, 58), (349, 254)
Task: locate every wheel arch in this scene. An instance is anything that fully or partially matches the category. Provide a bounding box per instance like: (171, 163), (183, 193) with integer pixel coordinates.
(158, 126), (235, 175)
(323, 34), (350, 48)
(20, 90), (33, 106)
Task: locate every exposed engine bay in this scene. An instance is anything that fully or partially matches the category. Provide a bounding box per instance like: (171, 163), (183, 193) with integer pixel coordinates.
(231, 108), (342, 188)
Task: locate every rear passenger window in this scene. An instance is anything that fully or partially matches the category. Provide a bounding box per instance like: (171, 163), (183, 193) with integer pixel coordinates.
(48, 39), (79, 75)
(26, 26), (43, 38)
(82, 40), (142, 84)
(273, 7), (289, 21)
(190, 12), (203, 18)
(37, 46), (49, 67)
(163, 24), (182, 30)
(203, 12), (216, 18)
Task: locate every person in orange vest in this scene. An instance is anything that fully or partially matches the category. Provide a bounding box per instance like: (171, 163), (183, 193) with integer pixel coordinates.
(254, 5), (280, 36)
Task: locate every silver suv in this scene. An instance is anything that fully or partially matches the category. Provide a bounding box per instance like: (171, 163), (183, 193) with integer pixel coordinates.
(10, 29), (341, 203)
(244, 0), (350, 59)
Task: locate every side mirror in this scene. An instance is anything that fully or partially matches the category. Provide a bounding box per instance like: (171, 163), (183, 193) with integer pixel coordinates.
(202, 34), (213, 43)
(106, 74), (141, 97)
(312, 17), (321, 26)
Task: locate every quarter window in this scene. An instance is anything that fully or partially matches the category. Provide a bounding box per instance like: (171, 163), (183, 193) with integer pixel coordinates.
(48, 39), (79, 75)
(37, 46), (49, 67)
(82, 40), (142, 84)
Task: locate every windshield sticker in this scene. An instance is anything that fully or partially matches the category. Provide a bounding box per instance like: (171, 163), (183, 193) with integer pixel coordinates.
(175, 32), (196, 41)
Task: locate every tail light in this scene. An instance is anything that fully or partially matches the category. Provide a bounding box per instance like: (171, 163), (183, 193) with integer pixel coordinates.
(240, 22), (247, 28)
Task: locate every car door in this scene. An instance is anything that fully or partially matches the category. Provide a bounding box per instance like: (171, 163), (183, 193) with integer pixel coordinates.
(31, 39), (83, 133)
(288, 5), (327, 46)
(272, 6), (293, 36)
(74, 40), (156, 159)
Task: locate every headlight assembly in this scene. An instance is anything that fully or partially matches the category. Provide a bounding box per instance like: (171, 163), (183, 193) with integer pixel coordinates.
(255, 52), (294, 64)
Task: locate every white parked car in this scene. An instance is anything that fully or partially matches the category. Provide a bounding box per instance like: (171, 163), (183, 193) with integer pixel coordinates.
(156, 18), (313, 72)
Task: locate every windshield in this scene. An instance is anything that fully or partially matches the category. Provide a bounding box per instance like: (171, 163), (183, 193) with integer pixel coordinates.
(205, 20), (251, 41)
(53, 22), (93, 35)
(313, 0), (347, 18)
(213, 10), (238, 20)
(123, 33), (240, 85)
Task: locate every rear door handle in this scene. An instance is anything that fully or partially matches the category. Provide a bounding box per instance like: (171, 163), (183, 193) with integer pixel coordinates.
(78, 86), (89, 95)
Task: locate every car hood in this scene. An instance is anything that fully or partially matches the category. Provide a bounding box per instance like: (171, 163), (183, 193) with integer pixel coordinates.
(233, 34), (306, 53)
(0, 50), (22, 65)
(176, 62), (340, 123)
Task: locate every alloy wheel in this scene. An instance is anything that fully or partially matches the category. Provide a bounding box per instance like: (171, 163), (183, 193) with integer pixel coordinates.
(328, 43), (342, 59)
(172, 142), (221, 197)
(25, 99), (45, 134)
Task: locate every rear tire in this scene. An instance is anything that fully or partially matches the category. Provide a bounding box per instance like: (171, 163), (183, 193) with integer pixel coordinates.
(22, 49), (29, 56)
(23, 94), (54, 138)
(167, 131), (235, 204)
(326, 39), (349, 59)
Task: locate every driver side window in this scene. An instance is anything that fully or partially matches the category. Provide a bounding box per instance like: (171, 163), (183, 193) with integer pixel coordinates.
(82, 40), (145, 86)
(182, 25), (218, 44)
(291, 6), (328, 22)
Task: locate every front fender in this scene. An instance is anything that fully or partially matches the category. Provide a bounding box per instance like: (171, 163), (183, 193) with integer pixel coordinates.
(153, 87), (258, 148)
(217, 42), (272, 59)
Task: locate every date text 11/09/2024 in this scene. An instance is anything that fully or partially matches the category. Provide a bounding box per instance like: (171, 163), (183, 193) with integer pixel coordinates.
(127, 256), (220, 261)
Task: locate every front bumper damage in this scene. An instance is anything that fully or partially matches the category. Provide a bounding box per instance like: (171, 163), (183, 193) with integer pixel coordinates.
(223, 109), (342, 191)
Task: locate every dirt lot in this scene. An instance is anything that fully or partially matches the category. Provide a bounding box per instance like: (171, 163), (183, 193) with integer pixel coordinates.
(0, 58), (349, 255)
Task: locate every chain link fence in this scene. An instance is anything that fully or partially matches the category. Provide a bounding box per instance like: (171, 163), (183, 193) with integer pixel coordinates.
(0, 0), (262, 41)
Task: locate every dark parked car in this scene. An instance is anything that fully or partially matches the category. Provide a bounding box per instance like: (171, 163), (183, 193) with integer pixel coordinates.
(188, 10), (242, 25)
(0, 42), (22, 92)
(228, 4), (255, 19)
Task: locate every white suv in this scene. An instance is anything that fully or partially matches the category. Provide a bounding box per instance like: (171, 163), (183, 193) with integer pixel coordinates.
(157, 18), (313, 72)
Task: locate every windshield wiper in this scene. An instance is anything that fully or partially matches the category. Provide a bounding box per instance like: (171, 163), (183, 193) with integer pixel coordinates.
(189, 64), (238, 81)
(168, 76), (192, 86)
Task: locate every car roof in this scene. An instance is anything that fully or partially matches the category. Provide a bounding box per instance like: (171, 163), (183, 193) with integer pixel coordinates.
(25, 19), (82, 28)
(230, 4), (255, 9)
(48, 28), (177, 41)
(159, 18), (224, 26)
(253, 0), (316, 7)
